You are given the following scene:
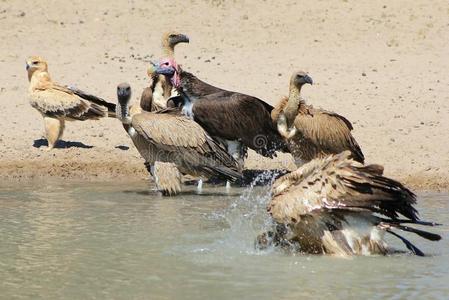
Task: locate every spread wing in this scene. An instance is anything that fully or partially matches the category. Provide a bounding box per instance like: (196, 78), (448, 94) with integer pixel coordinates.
(294, 106), (364, 163)
(30, 84), (108, 120)
(268, 151), (417, 225)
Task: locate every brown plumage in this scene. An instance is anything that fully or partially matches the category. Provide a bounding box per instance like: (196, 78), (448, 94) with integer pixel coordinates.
(256, 151), (441, 256)
(273, 71), (364, 164)
(155, 59), (289, 161)
(117, 83), (242, 195)
(153, 161), (182, 196)
(26, 56), (115, 150)
(119, 82), (183, 195)
(140, 32), (189, 112)
(161, 31), (190, 58)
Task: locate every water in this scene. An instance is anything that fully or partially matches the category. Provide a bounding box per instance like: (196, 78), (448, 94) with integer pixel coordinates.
(0, 181), (448, 300)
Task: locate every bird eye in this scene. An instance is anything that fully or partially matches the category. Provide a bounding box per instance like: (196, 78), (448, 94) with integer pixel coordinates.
(163, 62), (169, 66)
(32, 61), (39, 65)
(126, 87), (130, 91)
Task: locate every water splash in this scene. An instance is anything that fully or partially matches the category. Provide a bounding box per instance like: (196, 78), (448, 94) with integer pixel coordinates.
(206, 170), (279, 255)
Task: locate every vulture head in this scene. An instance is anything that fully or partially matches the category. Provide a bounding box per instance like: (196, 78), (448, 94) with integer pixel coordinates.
(291, 71), (313, 88)
(116, 82), (133, 124)
(162, 32), (189, 57)
(155, 58), (181, 88)
(26, 56), (48, 80)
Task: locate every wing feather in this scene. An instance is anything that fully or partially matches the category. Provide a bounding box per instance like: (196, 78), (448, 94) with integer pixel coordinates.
(268, 151), (416, 224)
(132, 112), (207, 148)
(293, 106), (364, 162)
(29, 86), (107, 120)
(192, 92), (288, 157)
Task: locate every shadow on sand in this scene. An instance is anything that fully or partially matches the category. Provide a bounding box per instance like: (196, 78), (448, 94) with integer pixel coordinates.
(33, 138), (94, 149)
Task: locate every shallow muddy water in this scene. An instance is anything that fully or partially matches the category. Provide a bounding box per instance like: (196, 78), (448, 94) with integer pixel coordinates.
(0, 181), (448, 299)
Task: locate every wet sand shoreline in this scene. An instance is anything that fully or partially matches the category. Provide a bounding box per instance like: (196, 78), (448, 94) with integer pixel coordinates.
(1, 0), (448, 192)
(1, 157), (447, 191)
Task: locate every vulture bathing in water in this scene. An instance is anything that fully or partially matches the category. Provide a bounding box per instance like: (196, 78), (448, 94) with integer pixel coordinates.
(256, 151), (441, 256)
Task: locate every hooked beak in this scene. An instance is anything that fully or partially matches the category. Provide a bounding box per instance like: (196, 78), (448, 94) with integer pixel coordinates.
(26, 63), (30, 71)
(304, 74), (313, 85)
(155, 65), (176, 76)
(176, 34), (189, 44)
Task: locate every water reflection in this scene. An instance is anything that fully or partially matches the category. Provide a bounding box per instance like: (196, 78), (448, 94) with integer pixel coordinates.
(0, 182), (448, 299)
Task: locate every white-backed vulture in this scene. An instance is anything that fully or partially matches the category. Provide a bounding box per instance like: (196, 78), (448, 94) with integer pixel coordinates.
(26, 56), (116, 150)
(118, 82), (183, 195)
(256, 151), (441, 256)
(273, 71), (364, 164)
(155, 58), (289, 163)
(116, 83), (242, 195)
(140, 32), (189, 111)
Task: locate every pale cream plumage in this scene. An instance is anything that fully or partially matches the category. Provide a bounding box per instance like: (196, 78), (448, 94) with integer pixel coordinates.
(26, 56), (113, 150)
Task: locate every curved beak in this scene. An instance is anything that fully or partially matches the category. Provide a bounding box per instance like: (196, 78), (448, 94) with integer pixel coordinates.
(155, 65), (176, 76)
(304, 74), (313, 85)
(26, 63), (30, 70)
(175, 34), (189, 44)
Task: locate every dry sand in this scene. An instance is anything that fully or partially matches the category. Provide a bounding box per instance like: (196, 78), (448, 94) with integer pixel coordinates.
(0, 0), (448, 190)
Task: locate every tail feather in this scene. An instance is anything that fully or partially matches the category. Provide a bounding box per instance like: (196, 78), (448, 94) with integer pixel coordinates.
(387, 229), (425, 256)
(394, 225), (441, 241)
(377, 217), (442, 227)
(203, 165), (242, 182)
(68, 86), (116, 117)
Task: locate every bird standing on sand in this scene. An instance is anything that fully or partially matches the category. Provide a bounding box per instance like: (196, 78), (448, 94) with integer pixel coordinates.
(116, 83), (242, 195)
(141, 32), (190, 111)
(26, 56), (115, 150)
(256, 151), (441, 256)
(272, 71), (364, 165)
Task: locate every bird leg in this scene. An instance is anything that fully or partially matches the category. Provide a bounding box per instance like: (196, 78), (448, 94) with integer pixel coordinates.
(197, 179), (203, 193)
(226, 140), (245, 167)
(43, 117), (64, 150)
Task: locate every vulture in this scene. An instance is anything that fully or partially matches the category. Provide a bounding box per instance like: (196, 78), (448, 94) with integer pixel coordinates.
(155, 58), (288, 164)
(119, 79), (183, 195)
(256, 151), (441, 256)
(26, 56), (116, 150)
(140, 32), (189, 112)
(272, 71), (364, 164)
(116, 83), (242, 195)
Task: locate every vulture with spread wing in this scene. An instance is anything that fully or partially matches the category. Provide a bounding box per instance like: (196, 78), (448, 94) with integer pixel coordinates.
(256, 151), (441, 256)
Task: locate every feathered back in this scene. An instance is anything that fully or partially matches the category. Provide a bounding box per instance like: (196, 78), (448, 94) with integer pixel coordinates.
(269, 151), (417, 224)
